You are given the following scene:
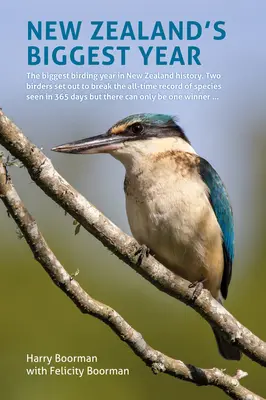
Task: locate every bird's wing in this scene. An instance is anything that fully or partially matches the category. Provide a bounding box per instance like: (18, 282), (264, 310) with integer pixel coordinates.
(198, 157), (234, 299)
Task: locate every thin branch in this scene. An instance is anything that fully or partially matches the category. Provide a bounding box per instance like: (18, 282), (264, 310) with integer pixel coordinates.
(0, 161), (263, 400)
(0, 110), (265, 368)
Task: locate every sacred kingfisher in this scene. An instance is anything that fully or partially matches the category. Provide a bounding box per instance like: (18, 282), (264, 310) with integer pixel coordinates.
(52, 113), (241, 361)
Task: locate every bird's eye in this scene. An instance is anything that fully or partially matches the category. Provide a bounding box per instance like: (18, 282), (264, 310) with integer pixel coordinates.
(130, 123), (144, 135)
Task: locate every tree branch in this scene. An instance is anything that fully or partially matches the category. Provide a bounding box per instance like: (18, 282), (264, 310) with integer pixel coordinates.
(0, 160), (263, 400)
(0, 110), (265, 370)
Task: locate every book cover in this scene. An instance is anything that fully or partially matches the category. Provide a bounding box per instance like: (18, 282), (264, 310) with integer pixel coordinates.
(1, 1), (265, 399)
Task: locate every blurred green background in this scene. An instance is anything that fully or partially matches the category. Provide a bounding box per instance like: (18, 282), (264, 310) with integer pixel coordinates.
(1, 1), (266, 399)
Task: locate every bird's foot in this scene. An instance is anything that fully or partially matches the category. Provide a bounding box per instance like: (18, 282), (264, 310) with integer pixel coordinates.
(189, 278), (207, 301)
(134, 244), (151, 267)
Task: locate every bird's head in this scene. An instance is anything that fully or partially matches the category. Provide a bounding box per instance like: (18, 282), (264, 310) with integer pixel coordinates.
(52, 113), (193, 166)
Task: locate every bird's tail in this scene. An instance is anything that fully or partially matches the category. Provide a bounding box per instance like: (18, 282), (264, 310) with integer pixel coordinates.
(212, 295), (242, 360)
(212, 327), (241, 360)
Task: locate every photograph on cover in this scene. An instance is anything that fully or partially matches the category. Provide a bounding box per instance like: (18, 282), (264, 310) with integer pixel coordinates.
(0, 1), (266, 399)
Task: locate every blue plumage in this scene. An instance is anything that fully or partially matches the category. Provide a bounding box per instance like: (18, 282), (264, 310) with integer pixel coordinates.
(198, 157), (234, 299)
(119, 113), (174, 125)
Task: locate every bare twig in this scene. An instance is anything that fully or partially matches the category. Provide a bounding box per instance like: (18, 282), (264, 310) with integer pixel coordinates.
(0, 110), (265, 369)
(0, 161), (263, 400)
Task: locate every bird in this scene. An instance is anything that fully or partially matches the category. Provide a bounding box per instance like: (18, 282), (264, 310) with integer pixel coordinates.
(52, 113), (241, 360)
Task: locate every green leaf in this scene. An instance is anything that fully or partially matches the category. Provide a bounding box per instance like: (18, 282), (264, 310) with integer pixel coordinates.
(75, 224), (81, 235)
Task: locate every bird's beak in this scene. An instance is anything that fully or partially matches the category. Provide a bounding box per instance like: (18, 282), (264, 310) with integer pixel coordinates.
(51, 133), (127, 154)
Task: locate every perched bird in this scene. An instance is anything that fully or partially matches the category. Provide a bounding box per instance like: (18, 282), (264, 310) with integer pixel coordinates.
(52, 113), (241, 360)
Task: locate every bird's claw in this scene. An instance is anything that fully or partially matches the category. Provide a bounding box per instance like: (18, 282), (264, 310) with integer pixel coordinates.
(134, 244), (151, 266)
(189, 279), (206, 301)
